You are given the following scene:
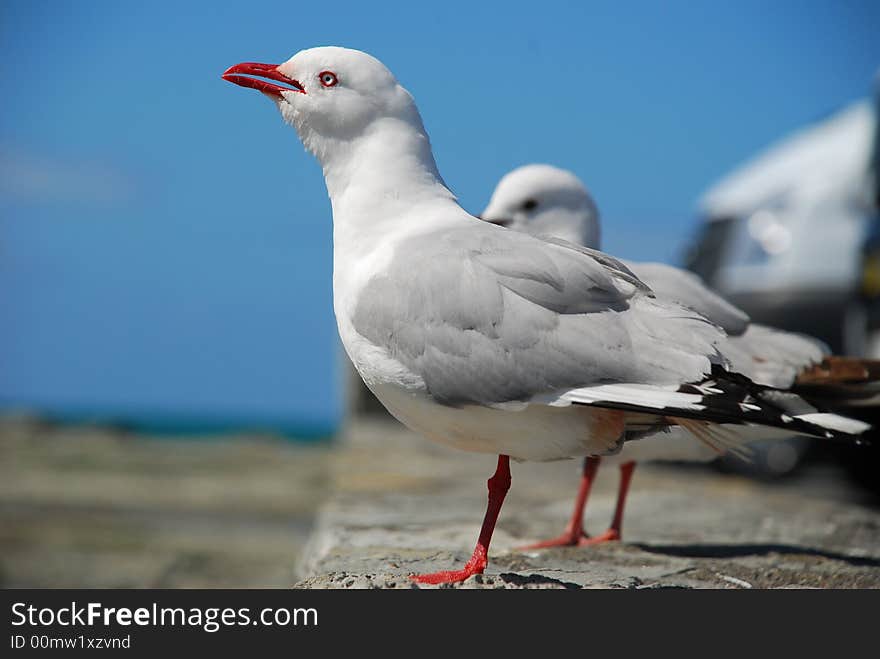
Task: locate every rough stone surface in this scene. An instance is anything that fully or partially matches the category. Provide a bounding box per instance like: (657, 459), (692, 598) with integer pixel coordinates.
(295, 420), (880, 589)
(1, 415), (332, 588)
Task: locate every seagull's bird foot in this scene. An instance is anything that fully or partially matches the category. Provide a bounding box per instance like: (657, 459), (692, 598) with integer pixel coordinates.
(578, 528), (621, 545)
(517, 456), (602, 551)
(516, 530), (593, 550)
(410, 549), (487, 585)
(411, 455), (511, 586)
(518, 528), (622, 550)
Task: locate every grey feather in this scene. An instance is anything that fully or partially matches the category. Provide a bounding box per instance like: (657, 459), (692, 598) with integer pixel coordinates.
(352, 224), (726, 407)
(625, 261), (750, 336)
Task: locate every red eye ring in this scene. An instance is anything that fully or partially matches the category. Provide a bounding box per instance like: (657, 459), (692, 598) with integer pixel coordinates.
(319, 71), (338, 88)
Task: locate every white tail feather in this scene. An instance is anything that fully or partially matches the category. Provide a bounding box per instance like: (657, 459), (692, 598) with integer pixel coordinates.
(795, 412), (870, 435)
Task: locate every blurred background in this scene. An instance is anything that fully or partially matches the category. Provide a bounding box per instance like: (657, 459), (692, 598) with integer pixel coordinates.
(2, 0), (879, 587)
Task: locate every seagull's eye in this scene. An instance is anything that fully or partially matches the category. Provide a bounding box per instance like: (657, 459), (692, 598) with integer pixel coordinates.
(319, 71), (338, 88)
(522, 199), (538, 211)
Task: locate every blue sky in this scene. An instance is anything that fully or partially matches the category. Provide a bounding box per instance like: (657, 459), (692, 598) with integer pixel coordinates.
(2, 0), (878, 433)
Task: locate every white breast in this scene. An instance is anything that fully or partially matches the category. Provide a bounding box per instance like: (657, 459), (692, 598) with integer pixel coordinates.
(368, 383), (629, 462)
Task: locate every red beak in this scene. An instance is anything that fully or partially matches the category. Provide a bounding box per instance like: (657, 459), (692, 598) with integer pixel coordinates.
(222, 62), (305, 98)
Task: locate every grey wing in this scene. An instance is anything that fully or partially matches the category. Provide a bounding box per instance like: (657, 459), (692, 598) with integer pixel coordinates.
(625, 261), (750, 336)
(534, 235), (652, 297)
(352, 225), (726, 407)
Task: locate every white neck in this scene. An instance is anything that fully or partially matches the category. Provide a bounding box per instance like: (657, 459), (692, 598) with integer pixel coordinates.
(313, 114), (467, 329)
(516, 208), (600, 250)
(313, 116), (465, 278)
(319, 118), (455, 221)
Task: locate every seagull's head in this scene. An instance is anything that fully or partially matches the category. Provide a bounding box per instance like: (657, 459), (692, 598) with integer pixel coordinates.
(480, 164), (601, 249)
(223, 46), (422, 156)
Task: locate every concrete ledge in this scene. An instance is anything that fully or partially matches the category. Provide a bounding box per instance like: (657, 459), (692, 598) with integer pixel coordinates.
(295, 420), (880, 589)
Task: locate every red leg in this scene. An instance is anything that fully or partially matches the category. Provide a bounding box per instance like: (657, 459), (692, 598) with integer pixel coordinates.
(581, 460), (636, 545)
(518, 456), (602, 550)
(411, 455), (512, 585)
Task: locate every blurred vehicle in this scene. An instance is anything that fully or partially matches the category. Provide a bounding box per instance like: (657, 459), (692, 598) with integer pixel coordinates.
(853, 213), (880, 358)
(684, 99), (878, 355)
(685, 77), (880, 486)
(850, 80), (880, 359)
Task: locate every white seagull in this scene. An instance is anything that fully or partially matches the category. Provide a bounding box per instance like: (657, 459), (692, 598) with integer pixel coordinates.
(223, 48), (870, 584)
(482, 163), (876, 548)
